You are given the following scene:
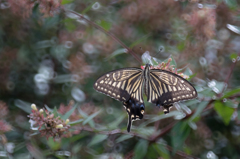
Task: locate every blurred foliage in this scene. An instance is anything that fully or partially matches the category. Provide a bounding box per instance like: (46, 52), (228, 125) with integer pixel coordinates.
(0, 0), (240, 158)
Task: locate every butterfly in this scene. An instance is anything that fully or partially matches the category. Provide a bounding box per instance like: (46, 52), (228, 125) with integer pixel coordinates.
(93, 64), (197, 132)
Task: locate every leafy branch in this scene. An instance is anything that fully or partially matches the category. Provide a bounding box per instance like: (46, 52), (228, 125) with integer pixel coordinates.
(76, 125), (198, 159)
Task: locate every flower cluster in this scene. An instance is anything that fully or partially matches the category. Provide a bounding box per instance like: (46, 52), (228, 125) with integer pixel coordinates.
(183, 6), (216, 39)
(0, 101), (12, 134)
(28, 104), (71, 140)
(142, 58), (189, 79)
(120, 0), (179, 31)
(8, 0), (62, 18)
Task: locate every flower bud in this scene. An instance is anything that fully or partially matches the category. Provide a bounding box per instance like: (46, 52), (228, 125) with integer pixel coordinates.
(168, 58), (172, 63)
(31, 104), (37, 111)
(39, 109), (44, 113)
(56, 124), (63, 128)
(65, 119), (70, 124)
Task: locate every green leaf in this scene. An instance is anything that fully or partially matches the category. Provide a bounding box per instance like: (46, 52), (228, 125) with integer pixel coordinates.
(214, 81), (226, 93)
(171, 121), (191, 153)
(151, 57), (158, 66)
(69, 119), (84, 126)
(97, 20), (112, 31)
(72, 143), (82, 154)
(88, 134), (108, 147)
(106, 48), (126, 60)
(27, 144), (45, 159)
(70, 134), (88, 142)
(64, 18), (77, 32)
(83, 110), (102, 125)
(227, 24), (240, 34)
(140, 111), (182, 127)
(81, 2), (95, 14)
(129, 34), (151, 48)
(183, 67), (193, 76)
(153, 144), (170, 159)
(177, 41), (185, 51)
(47, 137), (61, 150)
(61, 0), (74, 5)
(222, 87), (240, 99)
(116, 134), (133, 143)
(230, 53), (238, 60)
(188, 73), (197, 80)
(199, 88), (216, 98)
(214, 101), (235, 125)
(133, 140), (149, 159)
(224, 0), (238, 10)
(189, 101), (208, 121)
(53, 106), (60, 117)
(44, 105), (53, 112)
(108, 114), (125, 129)
(62, 104), (78, 120)
(14, 99), (32, 114)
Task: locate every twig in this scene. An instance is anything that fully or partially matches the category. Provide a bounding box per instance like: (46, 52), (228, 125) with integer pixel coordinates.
(149, 121), (177, 142)
(125, 151), (134, 159)
(65, 10), (142, 63)
(224, 59), (238, 86)
(218, 56), (239, 97)
(165, 145), (200, 159)
(79, 126), (147, 140)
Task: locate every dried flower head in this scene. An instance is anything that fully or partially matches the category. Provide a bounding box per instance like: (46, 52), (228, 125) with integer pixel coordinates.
(184, 7), (216, 39)
(141, 58), (189, 79)
(0, 101), (9, 119)
(0, 120), (12, 134)
(8, 0), (62, 18)
(0, 101), (12, 134)
(28, 104), (71, 140)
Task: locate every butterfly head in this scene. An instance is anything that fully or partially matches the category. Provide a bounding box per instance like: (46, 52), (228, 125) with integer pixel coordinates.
(145, 63), (151, 69)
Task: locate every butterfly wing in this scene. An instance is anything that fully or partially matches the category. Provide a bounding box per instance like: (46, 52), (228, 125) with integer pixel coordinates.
(93, 68), (145, 132)
(146, 69), (197, 113)
(93, 68), (142, 102)
(123, 74), (145, 132)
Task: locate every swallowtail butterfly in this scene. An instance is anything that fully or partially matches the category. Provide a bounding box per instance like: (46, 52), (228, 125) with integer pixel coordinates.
(93, 64), (197, 132)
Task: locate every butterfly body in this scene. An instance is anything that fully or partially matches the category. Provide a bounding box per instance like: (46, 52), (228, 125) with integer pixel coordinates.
(93, 64), (197, 132)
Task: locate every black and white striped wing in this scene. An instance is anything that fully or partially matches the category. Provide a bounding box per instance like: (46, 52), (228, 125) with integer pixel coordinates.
(93, 68), (142, 102)
(146, 69), (197, 113)
(123, 74), (145, 132)
(93, 68), (145, 132)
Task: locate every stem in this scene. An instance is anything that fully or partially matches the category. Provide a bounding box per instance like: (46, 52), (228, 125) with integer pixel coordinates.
(218, 55), (239, 97)
(65, 10), (142, 63)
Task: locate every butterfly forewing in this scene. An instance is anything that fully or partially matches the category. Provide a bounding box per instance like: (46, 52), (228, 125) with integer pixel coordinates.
(93, 68), (142, 102)
(147, 69), (198, 106)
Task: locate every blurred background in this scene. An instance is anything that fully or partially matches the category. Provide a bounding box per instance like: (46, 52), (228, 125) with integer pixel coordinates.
(0, 0), (240, 158)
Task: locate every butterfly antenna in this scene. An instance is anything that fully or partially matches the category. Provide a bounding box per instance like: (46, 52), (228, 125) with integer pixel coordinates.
(152, 46), (165, 59)
(139, 47), (145, 54)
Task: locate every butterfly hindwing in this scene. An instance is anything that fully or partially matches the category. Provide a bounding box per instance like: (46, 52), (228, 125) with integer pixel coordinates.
(147, 69), (197, 111)
(93, 68), (142, 102)
(123, 74), (145, 132)
(94, 67), (145, 132)
(123, 99), (145, 132)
